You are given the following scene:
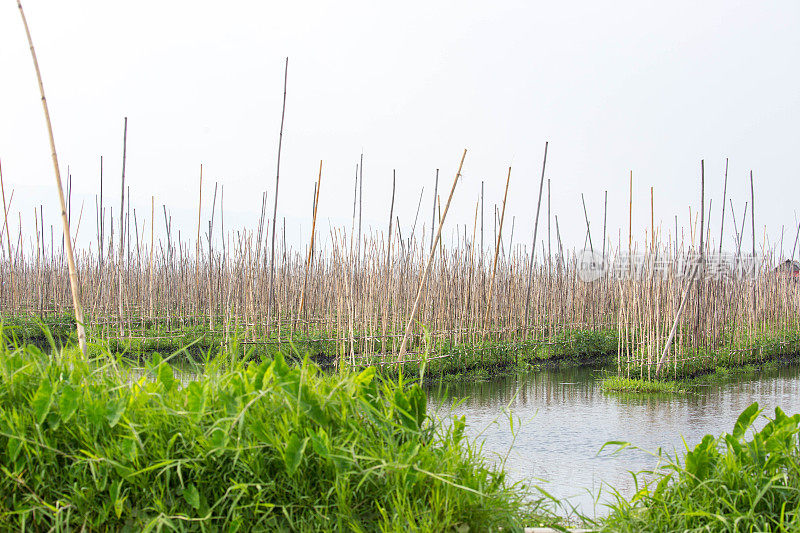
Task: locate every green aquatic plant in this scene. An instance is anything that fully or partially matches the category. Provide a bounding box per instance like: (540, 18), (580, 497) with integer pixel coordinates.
(600, 376), (685, 394)
(599, 402), (800, 532)
(0, 333), (549, 531)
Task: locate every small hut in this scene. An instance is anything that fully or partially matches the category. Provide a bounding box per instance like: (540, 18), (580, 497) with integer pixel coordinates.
(774, 259), (800, 280)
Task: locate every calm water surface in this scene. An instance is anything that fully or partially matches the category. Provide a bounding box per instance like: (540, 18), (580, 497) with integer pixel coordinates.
(427, 364), (800, 517)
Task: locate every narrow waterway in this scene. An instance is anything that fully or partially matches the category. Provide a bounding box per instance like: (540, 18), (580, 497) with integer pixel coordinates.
(427, 364), (800, 518)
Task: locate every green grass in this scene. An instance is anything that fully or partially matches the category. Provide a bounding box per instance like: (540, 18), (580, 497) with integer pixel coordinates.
(4, 323), (800, 531)
(0, 332), (553, 531)
(597, 402), (800, 532)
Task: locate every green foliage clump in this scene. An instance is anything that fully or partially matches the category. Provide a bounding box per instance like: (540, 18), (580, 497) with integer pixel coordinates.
(0, 333), (545, 531)
(601, 402), (800, 532)
(600, 376), (685, 394)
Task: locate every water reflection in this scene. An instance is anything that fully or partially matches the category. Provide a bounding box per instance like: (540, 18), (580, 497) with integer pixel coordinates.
(428, 365), (800, 517)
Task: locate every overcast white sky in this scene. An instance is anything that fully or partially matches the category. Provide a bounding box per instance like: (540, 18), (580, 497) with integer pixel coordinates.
(1, 1), (798, 258)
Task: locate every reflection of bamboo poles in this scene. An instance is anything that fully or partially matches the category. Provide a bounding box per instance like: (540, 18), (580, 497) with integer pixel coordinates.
(17, 0), (86, 356)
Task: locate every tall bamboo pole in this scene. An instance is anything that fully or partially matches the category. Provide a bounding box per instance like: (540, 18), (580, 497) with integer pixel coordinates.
(650, 186), (654, 252)
(431, 169), (439, 252)
(118, 118), (128, 336)
(719, 158), (728, 254)
(751, 171), (756, 319)
(382, 173), (397, 354)
(602, 190), (607, 262)
(357, 153), (363, 265)
(297, 161), (322, 320)
(695, 161), (705, 345)
(523, 142), (548, 334)
(149, 196), (154, 319)
(268, 57), (289, 326)
(196, 164), (203, 295)
(547, 178), (552, 263)
(483, 167), (512, 335)
(628, 171), (633, 259)
(17, 0), (87, 356)
(581, 192), (594, 253)
(398, 149), (466, 359)
(0, 161), (13, 296)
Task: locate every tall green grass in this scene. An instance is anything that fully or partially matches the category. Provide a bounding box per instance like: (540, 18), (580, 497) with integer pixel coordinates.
(0, 333), (548, 531)
(599, 402), (800, 532)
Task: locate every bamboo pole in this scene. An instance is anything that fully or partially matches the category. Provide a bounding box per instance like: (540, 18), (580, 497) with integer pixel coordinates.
(602, 190), (607, 262)
(628, 171), (633, 260)
(719, 158), (728, 253)
(118, 117), (128, 336)
(297, 161), (323, 321)
(382, 172), (396, 354)
(483, 167), (512, 335)
(17, 0), (87, 356)
(431, 169), (439, 252)
(398, 149), (466, 359)
(0, 160), (13, 299)
(196, 164), (203, 296)
(751, 171), (756, 319)
(650, 187), (654, 252)
(581, 192), (594, 253)
(523, 142), (548, 335)
(149, 196), (154, 319)
(547, 178), (552, 263)
(268, 57), (289, 326)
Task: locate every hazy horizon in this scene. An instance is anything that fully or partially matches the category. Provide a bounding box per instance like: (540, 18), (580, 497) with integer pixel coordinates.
(1, 1), (798, 259)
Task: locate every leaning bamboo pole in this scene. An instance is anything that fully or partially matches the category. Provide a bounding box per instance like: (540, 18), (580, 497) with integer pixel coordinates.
(483, 167), (512, 336)
(17, 0), (87, 356)
(118, 118), (128, 336)
(268, 57), (289, 328)
(523, 142), (548, 336)
(297, 160), (323, 322)
(398, 149), (466, 359)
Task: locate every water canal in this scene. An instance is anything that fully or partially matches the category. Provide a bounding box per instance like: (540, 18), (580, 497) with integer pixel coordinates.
(428, 363), (800, 517)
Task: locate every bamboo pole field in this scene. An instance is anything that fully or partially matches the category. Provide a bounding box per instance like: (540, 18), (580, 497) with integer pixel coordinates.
(2, 16), (798, 380)
(1, 157), (798, 381)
